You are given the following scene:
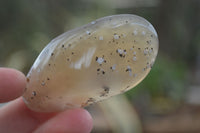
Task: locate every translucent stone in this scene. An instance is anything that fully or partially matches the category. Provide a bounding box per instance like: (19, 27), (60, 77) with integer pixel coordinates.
(23, 14), (159, 112)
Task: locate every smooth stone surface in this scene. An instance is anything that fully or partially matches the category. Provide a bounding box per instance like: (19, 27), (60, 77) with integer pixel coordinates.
(23, 14), (159, 112)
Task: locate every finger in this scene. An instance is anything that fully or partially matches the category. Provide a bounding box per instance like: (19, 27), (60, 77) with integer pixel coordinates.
(0, 98), (59, 133)
(0, 68), (26, 103)
(34, 108), (93, 133)
(0, 98), (93, 133)
(0, 98), (39, 133)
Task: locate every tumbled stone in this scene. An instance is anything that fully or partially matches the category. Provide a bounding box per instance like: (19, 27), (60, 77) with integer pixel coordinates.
(23, 14), (159, 112)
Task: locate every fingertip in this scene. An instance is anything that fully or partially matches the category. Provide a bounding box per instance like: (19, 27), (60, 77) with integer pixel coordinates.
(64, 108), (93, 133)
(0, 68), (26, 102)
(34, 108), (93, 133)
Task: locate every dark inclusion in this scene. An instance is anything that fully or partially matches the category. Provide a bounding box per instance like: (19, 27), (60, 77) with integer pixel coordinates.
(116, 49), (126, 58)
(100, 86), (110, 97)
(102, 71), (105, 74)
(126, 68), (132, 72)
(146, 40), (151, 44)
(103, 86), (109, 92)
(83, 98), (96, 106)
(97, 69), (106, 75)
(86, 98), (95, 104)
(126, 85), (130, 89)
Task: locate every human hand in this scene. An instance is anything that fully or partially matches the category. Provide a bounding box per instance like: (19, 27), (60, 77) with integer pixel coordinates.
(0, 68), (93, 133)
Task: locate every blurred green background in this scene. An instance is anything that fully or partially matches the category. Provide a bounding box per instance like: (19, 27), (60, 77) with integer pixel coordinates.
(0, 0), (200, 132)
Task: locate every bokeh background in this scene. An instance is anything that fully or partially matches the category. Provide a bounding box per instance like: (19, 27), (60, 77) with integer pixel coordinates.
(0, 0), (200, 132)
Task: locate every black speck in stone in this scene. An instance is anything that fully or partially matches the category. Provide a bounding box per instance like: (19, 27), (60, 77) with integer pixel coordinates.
(126, 68), (132, 72)
(102, 71), (105, 74)
(100, 86), (110, 97)
(87, 98), (95, 103)
(103, 86), (110, 93)
(147, 40), (151, 44)
(126, 86), (130, 89)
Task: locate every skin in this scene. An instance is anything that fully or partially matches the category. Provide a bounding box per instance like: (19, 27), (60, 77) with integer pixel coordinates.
(0, 68), (93, 133)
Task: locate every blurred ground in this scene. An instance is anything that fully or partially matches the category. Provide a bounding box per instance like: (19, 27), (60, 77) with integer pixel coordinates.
(0, 0), (200, 132)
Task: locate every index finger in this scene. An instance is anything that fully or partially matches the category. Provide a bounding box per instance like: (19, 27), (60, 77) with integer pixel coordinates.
(0, 68), (26, 103)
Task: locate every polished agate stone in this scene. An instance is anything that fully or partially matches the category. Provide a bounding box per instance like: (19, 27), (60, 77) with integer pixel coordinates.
(23, 14), (159, 112)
